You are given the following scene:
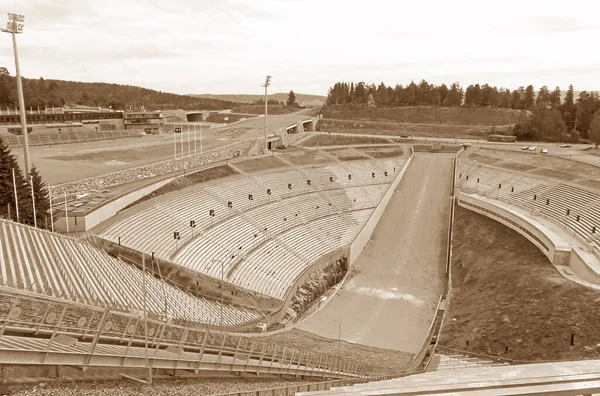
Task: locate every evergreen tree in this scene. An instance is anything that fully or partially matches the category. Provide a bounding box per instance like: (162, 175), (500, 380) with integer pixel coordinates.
(550, 87), (562, 109)
(562, 84), (576, 132)
(439, 84), (449, 105)
(375, 82), (388, 106)
(535, 86), (551, 107)
(286, 90), (298, 107)
(29, 165), (51, 228)
(447, 83), (462, 106)
(524, 85), (535, 110)
(510, 89), (522, 109)
(589, 111), (600, 148)
(576, 91), (594, 138)
(354, 82), (368, 104)
(0, 141), (31, 223)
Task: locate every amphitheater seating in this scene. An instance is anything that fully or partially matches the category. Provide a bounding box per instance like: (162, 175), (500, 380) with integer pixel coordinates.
(229, 209), (374, 299)
(0, 219), (260, 327)
(101, 157), (407, 300)
(457, 164), (600, 252)
(102, 190), (227, 259)
(0, 129), (142, 148)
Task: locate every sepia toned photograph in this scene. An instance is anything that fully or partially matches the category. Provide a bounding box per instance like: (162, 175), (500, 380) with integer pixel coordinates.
(0, 1), (599, 394)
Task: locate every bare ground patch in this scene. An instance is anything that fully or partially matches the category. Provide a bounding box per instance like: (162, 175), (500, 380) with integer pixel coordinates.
(234, 156), (289, 173)
(440, 206), (600, 362)
(282, 150), (336, 166)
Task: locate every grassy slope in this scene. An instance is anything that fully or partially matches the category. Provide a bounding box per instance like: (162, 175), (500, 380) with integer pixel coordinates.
(301, 134), (392, 147)
(441, 206), (600, 362)
(323, 106), (521, 126)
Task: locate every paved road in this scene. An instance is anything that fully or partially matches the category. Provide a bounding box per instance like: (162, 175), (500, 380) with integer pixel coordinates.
(298, 153), (453, 353)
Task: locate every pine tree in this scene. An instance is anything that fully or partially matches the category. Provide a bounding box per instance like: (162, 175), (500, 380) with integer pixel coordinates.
(561, 84), (576, 132)
(524, 85), (535, 110)
(589, 111), (600, 148)
(286, 90), (298, 107)
(29, 165), (51, 228)
(0, 141), (31, 223)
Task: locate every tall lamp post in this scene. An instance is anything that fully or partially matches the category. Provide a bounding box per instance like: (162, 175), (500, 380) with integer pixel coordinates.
(262, 75), (271, 152)
(2, 13), (31, 173)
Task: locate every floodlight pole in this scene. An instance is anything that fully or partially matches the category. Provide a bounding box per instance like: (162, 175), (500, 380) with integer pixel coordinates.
(262, 75), (271, 152)
(2, 13), (31, 173)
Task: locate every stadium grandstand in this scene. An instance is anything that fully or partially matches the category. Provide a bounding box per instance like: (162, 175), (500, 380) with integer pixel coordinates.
(456, 162), (600, 253)
(100, 157), (406, 301)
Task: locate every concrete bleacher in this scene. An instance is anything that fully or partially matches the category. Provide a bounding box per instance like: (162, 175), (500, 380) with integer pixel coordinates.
(101, 189), (227, 260)
(457, 163), (600, 253)
(101, 157), (407, 301)
(0, 129), (142, 148)
(0, 219), (260, 327)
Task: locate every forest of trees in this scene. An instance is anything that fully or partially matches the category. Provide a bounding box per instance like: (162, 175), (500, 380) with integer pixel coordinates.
(0, 74), (239, 111)
(0, 140), (51, 228)
(326, 80), (600, 142)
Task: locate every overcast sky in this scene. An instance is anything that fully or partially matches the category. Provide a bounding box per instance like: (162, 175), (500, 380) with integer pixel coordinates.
(1, 0), (599, 96)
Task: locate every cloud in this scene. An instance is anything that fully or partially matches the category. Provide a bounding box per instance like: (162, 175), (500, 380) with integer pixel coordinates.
(0, 0), (598, 94)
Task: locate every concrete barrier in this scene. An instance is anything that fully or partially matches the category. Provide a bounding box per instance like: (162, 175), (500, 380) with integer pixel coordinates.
(457, 192), (570, 266)
(349, 149), (414, 264)
(54, 176), (176, 232)
(456, 192), (600, 287)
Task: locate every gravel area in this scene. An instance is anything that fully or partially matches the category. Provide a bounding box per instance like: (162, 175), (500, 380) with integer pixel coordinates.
(0, 377), (316, 396)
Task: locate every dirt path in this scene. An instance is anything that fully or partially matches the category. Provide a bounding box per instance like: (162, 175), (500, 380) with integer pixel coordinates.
(297, 153), (453, 353)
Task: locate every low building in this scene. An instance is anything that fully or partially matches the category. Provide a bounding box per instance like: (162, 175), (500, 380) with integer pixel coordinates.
(123, 111), (164, 134)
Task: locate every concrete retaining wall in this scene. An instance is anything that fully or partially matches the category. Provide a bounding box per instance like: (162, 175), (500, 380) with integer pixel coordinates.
(349, 151), (414, 264)
(55, 177), (176, 232)
(457, 191), (600, 286)
(457, 192), (568, 265)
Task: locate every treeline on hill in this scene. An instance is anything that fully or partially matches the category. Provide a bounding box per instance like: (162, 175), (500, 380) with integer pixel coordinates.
(251, 90), (300, 107)
(0, 74), (239, 111)
(0, 141), (52, 228)
(327, 81), (600, 143)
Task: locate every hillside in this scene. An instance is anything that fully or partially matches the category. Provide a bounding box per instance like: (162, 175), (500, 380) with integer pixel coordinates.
(322, 105), (521, 126)
(231, 105), (298, 115)
(192, 93), (326, 105)
(0, 75), (240, 111)
(441, 206), (600, 362)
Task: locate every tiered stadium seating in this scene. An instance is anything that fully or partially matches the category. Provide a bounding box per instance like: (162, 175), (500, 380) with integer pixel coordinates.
(102, 190), (227, 259)
(0, 219), (261, 326)
(102, 158), (407, 300)
(457, 164), (600, 251)
(253, 168), (316, 198)
(230, 209), (374, 299)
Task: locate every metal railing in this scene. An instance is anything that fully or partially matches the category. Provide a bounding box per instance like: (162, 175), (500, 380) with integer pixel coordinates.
(0, 288), (401, 377)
